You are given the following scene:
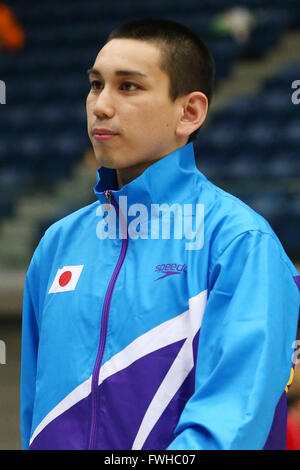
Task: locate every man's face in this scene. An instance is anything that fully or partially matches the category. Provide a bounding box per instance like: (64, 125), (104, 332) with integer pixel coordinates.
(86, 38), (185, 171)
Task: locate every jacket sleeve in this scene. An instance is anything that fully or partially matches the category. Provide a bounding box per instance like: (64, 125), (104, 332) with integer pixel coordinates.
(167, 230), (300, 450)
(20, 249), (41, 450)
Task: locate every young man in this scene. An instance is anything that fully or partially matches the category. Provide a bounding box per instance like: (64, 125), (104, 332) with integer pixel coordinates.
(21, 19), (300, 450)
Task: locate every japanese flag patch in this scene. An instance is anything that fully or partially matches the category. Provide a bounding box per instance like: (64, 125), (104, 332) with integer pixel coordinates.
(48, 265), (84, 294)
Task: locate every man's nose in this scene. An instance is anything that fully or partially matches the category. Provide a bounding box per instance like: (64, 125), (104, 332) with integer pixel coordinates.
(93, 87), (115, 119)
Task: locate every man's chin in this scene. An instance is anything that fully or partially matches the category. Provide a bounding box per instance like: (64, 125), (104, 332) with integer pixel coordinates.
(94, 153), (125, 170)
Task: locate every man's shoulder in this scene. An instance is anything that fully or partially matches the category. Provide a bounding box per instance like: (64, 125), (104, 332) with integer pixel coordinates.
(200, 177), (273, 235)
(198, 176), (296, 272)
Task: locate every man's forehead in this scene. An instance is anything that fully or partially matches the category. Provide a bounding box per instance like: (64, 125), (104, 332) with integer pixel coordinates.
(93, 38), (162, 75)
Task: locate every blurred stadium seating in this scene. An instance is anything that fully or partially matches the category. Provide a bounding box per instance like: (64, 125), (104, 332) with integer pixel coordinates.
(0, 0), (300, 261)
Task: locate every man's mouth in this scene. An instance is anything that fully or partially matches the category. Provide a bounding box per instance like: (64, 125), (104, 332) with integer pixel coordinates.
(92, 128), (118, 141)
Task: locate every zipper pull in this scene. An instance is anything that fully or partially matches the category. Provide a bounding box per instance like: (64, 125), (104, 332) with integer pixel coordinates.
(104, 190), (111, 211)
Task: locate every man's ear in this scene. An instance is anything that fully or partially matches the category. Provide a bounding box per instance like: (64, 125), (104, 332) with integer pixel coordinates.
(175, 92), (208, 139)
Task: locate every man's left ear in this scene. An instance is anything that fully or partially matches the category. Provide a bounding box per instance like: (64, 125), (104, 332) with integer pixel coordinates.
(175, 92), (208, 139)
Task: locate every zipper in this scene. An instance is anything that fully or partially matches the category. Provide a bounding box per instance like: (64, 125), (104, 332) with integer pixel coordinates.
(104, 190), (111, 211)
(88, 190), (128, 449)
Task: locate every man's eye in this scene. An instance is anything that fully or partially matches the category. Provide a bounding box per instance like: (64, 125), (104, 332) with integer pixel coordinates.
(120, 82), (139, 91)
(90, 80), (103, 91)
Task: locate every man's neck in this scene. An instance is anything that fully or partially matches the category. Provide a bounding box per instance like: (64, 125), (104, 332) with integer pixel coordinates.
(115, 141), (188, 189)
(116, 159), (158, 189)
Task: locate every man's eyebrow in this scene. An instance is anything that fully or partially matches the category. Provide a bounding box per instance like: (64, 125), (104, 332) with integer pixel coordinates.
(87, 68), (147, 78)
(115, 70), (147, 78)
(87, 68), (101, 77)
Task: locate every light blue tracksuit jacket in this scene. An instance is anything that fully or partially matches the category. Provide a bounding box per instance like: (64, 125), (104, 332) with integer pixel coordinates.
(21, 143), (300, 450)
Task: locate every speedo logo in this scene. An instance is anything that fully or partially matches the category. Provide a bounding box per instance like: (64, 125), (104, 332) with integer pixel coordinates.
(154, 263), (187, 281)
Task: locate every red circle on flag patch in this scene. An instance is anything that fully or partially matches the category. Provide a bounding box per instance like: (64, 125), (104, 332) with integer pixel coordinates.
(59, 271), (72, 287)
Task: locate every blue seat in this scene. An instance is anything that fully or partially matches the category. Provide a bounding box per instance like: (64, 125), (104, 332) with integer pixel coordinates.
(229, 158), (263, 179)
(281, 119), (300, 149)
(222, 96), (259, 123)
(246, 191), (289, 219)
(266, 152), (299, 178)
(244, 121), (280, 152)
(0, 166), (34, 191)
(260, 89), (292, 115)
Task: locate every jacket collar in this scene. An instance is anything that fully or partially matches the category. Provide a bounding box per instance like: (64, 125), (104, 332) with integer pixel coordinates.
(93, 142), (206, 206)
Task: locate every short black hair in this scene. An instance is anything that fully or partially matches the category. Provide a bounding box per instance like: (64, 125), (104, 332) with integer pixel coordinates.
(107, 18), (215, 142)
